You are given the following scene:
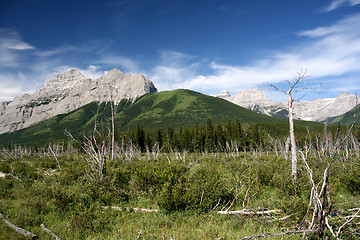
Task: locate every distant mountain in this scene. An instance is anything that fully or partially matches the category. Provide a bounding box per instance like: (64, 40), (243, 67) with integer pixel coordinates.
(0, 89), (293, 145)
(328, 103), (360, 125)
(0, 68), (157, 134)
(217, 89), (359, 122)
(219, 89), (288, 118)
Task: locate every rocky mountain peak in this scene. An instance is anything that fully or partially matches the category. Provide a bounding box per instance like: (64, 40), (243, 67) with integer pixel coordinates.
(0, 69), (157, 134)
(104, 68), (125, 77)
(216, 90), (231, 99)
(45, 68), (86, 85)
(230, 89), (282, 108)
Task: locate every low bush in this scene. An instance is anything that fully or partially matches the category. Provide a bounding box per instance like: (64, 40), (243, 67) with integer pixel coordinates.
(157, 165), (234, 212)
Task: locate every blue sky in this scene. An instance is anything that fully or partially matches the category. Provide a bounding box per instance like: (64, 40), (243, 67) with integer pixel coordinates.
(0, 0), (359, 102)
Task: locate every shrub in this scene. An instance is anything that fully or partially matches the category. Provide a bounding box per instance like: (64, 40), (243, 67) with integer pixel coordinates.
(339, 161), (360, 194)
(10, 161), (41, 182)
(128, 158), (187, 196)
(157, 165), (234, 212)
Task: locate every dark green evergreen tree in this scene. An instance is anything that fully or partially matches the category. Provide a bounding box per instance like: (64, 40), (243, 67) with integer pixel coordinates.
(134, 123), (145, 151)
(232, 118), (244, 149)
(180, 127), (193, 151)
(154, 128), (163, 149)
(144, 132), (152, 150)
(224, 119), (233, 142)
(165, 126), (176, 151)
(193, 123), (203, 152)
(205, 117), (215, 152)
(215, 122), (225, 150)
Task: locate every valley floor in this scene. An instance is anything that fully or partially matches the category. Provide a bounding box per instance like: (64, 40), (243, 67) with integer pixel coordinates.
(0, 149), (359, 239)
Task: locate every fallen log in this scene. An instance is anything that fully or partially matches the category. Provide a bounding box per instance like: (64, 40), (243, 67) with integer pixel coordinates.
(40, 223), (61, 240)
(102, 206), (282, 215)
(0, 213), (38, 239)
(240, 229), (318, 239)
(217, 209), (282, 215)
(102, 206), (159, 213)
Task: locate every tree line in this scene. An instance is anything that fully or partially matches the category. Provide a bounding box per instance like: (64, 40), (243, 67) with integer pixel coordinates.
(115, 118), (262, 153)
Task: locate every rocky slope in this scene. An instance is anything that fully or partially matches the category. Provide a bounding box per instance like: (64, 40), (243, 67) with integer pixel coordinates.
(218, 89), (288, 118)
(217, 89), (359, 122)
(0, 68), (157, 134)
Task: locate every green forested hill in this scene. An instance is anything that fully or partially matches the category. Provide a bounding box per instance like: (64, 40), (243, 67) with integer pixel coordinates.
(0, 89), (324, 146)
(112, 89), (285, 130)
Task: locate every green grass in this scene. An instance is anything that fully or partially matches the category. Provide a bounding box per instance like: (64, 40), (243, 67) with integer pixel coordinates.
(0, 150), (358, 239)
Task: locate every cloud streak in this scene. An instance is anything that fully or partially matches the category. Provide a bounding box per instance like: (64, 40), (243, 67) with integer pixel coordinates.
(0, 30), (142, 101)
(323, 0), (360, 12)
(151, 14), (360, 98)
(1, 13), (360, 102)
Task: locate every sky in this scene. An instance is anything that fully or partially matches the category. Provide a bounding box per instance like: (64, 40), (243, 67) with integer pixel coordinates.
(0, 0), (360, 102)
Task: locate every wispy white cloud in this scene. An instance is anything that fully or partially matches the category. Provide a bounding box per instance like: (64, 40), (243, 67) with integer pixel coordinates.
(93, 55), (140, 74)
(0, 29), (141, 101)
(298, 14), (360, 38)
(0, 28), (34, 67)
(323, 0), (360, 12)
(149, 51), (200, 91)
(0, 72), (34, 101)
(151, 14), (360, 98)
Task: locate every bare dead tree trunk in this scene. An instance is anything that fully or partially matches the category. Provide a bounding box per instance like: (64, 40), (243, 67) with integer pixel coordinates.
(287, 91), (297, 181)
(40, 224), (61, 240)
(0, 213), (38, 239)
(266, 69), (310, 181)
(110, 101), (115, 161)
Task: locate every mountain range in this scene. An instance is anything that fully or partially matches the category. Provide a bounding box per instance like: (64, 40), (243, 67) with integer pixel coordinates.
(0, 68), (359, 145)
(0, 89), (298, 145)
(216, 89), (359, 122)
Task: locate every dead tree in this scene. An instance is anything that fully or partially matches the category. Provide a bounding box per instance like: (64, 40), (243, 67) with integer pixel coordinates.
(299, 111), (358, 239)
(65, 128), (108, 182)
(267, 69), (310, 181)
(0, 213), (38, 239)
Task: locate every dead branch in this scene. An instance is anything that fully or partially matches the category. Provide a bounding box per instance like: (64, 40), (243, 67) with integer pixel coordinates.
(0, 213), (38, 239)
(242, 178), (258, 209)
(217, 209), (282, 215)
(102, 206), (159, 213)
(336, 208), (360, 238)
(40, 223), (61, 240)
(240, 229), (318, 239)
(48, 145), (60, 169)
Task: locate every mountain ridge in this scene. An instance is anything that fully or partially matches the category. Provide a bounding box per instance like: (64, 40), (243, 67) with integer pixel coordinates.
(1, 89), (309, 145)
(217, 89), (359, 122)
(0, 68), (157, 134)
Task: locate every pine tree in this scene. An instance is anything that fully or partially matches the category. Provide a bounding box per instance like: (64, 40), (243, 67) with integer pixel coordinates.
(154, 128), (163, 149)
(180, 127), (192, 151)
(205, 117), (215, 152)
(233, 118), (244, 149)
(215, 122), (225, 150)
(193, 123), (203, 152)
(144, 132), (151, 150)
(134, 123), (145, 151)
(165, 126), (175, 152)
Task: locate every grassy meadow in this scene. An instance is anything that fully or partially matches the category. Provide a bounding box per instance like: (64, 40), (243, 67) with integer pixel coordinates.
(0, 140), (359, 239)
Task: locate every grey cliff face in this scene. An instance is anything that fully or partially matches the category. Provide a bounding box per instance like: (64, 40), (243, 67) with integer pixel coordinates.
(291, 92), (359, 122)
(226, 89), (286, 117)
(0, 68), (157, 134)
(217, 89), (359, 122)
